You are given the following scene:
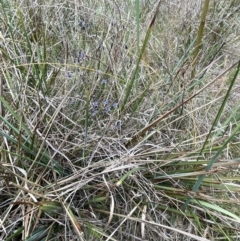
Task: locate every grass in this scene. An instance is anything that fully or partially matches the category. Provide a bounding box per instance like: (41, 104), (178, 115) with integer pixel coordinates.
(0, 0), (240, 240)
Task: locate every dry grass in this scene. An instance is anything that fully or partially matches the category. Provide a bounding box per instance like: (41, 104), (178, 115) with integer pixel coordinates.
(1, 0), (240, 240)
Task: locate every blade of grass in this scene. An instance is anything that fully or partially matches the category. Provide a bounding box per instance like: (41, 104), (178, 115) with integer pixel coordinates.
(121, 0), (162, 113)
(135, 0), (140, 90)
(25, 227), (48, 241)
(191, 0), (210, 79)
(116, 167), (142, 186)
(63, 203), (85, 241)
(82, 89), (90, 167)
(191, 200), (240, 222)
(6, 227), (24, 241)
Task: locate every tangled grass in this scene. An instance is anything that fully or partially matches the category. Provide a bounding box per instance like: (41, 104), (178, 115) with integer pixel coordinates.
(1, 0), (240, 240)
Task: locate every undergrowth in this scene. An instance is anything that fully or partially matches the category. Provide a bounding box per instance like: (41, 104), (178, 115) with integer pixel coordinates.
(0, 0), (240, 240)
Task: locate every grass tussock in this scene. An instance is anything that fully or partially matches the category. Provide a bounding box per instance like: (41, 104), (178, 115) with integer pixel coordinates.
(1, 0), (240, 240)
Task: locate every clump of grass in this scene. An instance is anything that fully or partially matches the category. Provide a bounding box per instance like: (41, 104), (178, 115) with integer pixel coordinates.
(1, 0), (240, 240)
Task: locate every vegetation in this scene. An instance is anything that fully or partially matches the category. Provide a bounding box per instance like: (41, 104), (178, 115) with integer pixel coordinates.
(0, 0), (240, 240)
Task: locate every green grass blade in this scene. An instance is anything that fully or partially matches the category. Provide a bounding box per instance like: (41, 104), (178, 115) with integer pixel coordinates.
(191, 0), (210, 79)
(121, 1), (162, 112)
(191, 200), (240, 222)
(135, 0), (140, 89)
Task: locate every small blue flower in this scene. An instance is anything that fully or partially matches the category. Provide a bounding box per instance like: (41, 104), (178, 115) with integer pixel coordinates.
(70, 99), (76, 105)
(66, 72), (72, 78)
(79, 21), (87, 30)
(92, 101), (98, 107)
(79, 51), (86, 59)
(116, 120), (121, 129)
(103, 99), (109, 106)
(101, 79), (107, 84)
(112, 102), (118, 109)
